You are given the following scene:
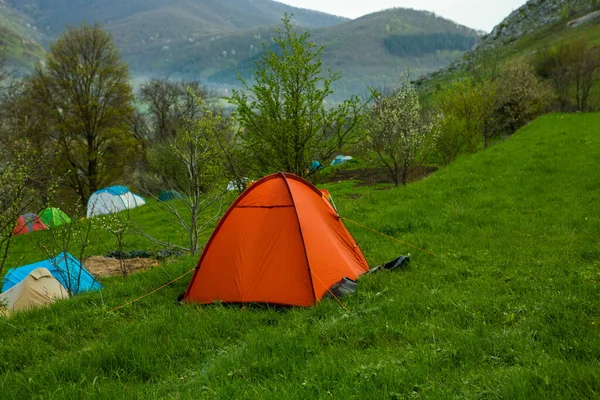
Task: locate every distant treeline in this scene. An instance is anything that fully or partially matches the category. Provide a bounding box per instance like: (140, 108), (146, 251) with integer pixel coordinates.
(384, 33), (477, 57)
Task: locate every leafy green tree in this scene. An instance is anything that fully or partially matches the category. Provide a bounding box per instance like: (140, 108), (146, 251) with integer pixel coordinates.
(28, 23), (137, 204)
(229, 14), (363, 178)
(366, 74), (440, 186)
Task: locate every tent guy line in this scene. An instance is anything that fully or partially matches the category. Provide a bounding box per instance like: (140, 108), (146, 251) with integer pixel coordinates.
(342, 217), (437, 257)
(109, 267), (195, 313)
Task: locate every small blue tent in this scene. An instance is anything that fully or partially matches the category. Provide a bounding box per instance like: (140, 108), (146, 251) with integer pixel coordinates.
(2, 253), (102, 295)
(159, 190), (185, 202)
(307, 160), (323, 173)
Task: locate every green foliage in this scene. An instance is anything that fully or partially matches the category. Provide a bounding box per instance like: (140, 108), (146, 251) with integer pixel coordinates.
(495, 60), (553, 134)
(146, 93), (230, 255)
(27, 23), (138, 204)
(535, 38), (600, 111)
(0, 158), (36, 274)
(229, 15), (363, 178)
(434, 78), (497, 164)
(138, 78), (210, 142)
(366, 74), (440, 185)
(0, 113), (599, 397)
(384, 33), (477, 57)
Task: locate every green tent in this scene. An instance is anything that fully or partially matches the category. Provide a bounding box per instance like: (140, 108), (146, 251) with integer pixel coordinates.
(39, 208), (71, 228)
(159, 190), (185, 202)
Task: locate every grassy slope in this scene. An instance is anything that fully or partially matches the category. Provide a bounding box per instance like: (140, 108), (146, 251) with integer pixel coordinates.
(1, 113), (600, 398)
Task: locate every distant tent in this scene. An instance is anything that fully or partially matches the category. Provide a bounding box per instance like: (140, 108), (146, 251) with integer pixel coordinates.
(13, 213), (48, 236)
(307, 160), (324, 174)
(185, 172), (370, 307)
(87, 185), (146, 217)
(331, 155), (353, 166)
(158, 190), (185, 202)
(0, 268), (68, 317)
(39, 207), (71, 228)
(2, 253), (102, 295)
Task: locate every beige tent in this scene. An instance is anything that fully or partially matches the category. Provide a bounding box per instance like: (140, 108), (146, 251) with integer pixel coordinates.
(0, 268), (68, 317)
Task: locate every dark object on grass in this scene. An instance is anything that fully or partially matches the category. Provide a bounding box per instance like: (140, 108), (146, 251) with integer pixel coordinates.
(106, 250), (153, 259)
(326, 277), (358, 299)
(176, 292), (185, 303)
(156, 249), (185, 260)
(383, 255), (410, 271)
(368, 255), (410, 274)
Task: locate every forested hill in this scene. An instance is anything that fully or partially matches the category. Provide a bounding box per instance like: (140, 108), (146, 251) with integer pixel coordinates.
(1, 1), (480, 98)
(6, 0), (348, 43)
(131, 8), (480, 98)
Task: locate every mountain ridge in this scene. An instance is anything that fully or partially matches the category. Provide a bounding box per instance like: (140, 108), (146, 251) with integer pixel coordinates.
(1, 1), (481, 97)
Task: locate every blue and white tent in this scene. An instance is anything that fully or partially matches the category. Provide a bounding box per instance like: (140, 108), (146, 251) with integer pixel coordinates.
(331, 155), (353, 166)
(87, 185), (146, 217)
(2, 252), (102, 295)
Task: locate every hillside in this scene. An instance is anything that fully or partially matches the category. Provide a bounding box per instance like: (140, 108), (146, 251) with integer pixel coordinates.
(135, 8), (480, 99)
(418, 0), (600, 92)
(0, 1), (479, 98)
(0, 0), (45, 70)
(6, 0), (347, 45)
(1, 112), (599, 397)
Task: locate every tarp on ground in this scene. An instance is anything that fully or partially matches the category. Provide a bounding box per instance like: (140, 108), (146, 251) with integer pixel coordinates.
(2, 253), (102, 295)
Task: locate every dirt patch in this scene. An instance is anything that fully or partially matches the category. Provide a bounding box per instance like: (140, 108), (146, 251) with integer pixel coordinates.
(85, 256), (159, 277)
(321, 166), (438, 186)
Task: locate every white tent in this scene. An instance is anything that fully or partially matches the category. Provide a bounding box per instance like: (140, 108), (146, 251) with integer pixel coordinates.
(0, 268), (68, 317)
(87, 186), (146, 217)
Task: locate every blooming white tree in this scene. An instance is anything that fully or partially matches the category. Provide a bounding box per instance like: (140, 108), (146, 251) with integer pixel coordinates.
(367, 74), (440, 186)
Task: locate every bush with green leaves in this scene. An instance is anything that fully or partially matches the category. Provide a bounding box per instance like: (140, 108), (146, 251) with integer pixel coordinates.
(434, 78), (497, 165)
(535, 38), (600, 111)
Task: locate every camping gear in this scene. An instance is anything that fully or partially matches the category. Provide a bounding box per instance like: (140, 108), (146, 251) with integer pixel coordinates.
(184, 172), (370, 307)
(2, 252), (102, 295)
(0, 268), (68, 317)
(13, 214), (48, 236)
(368, 256), (410, 275)
(158, 190), (184, 202)
(39, 207), (71, 228)
(331, 155), (353, 166)
(87, 185), (146, 217)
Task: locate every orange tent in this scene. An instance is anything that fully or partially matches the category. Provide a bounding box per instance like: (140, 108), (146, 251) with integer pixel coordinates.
(185, 172), (370, 307)
(13, 214), (48, 236)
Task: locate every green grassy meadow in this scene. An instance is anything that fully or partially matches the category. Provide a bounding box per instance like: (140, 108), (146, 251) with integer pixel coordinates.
(1, 113), (599, 398)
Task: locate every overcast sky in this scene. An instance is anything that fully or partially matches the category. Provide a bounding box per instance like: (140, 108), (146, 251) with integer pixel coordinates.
(277, 0), (529, 32)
